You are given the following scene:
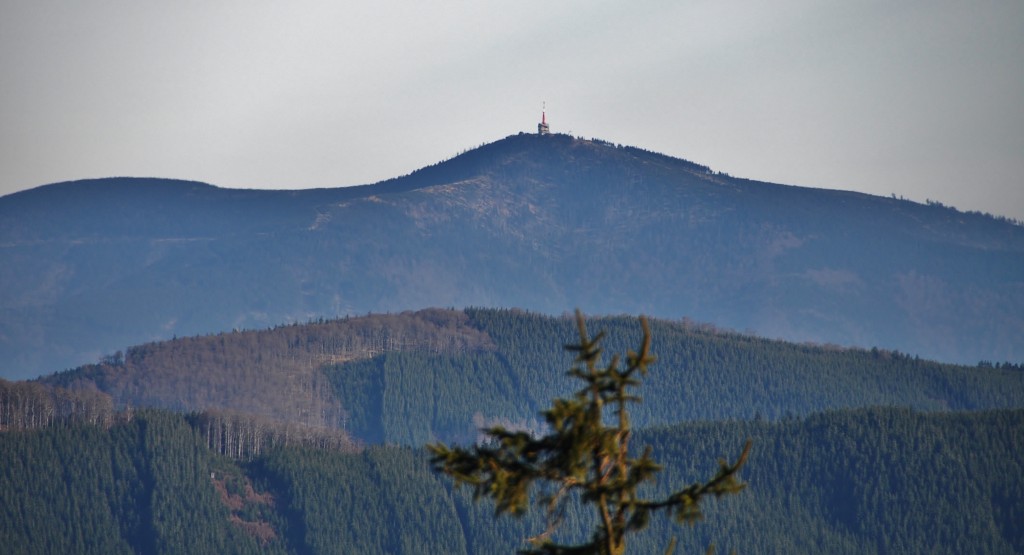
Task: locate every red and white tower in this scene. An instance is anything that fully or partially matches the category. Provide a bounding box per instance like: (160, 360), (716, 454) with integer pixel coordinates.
(538, 102), (550, 135)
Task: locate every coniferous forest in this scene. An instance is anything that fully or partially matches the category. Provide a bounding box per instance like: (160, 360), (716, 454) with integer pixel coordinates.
(1, 309), (1023, 553)
(1, 407), (1021, 554)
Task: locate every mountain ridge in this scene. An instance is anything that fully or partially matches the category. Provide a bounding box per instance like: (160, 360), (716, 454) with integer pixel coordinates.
(35, 308), (1024, 448)
(2, 133), (1022, 378)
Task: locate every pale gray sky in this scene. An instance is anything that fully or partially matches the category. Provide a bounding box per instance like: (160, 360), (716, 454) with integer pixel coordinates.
(2, 0), (1022, 220)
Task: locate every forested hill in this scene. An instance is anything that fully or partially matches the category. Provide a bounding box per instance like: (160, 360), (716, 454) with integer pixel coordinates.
(39, 308), (1024, 446)
(3, 132), (1023, 378)
(8, 308), (1024, 553)
(1, 407), (1021, 554)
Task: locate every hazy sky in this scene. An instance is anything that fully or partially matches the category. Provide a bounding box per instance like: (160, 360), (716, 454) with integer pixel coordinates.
(2, 1), (1022, 220)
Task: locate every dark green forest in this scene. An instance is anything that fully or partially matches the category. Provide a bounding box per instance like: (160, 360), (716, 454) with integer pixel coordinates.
(4, 309), (1024, 553)
(1, 407), (1021, 554)
(328, 309), (1024, 445)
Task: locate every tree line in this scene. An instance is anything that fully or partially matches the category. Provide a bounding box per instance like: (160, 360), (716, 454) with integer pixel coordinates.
(0, 379), (115, 430)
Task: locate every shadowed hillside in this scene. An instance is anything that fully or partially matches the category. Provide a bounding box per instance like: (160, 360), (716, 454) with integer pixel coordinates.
(3, 133), (1022, 378)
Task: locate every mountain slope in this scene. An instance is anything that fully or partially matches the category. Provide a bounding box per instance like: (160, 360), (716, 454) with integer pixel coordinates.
(3, 133), (1023, 378)
(40, 309), (1024, 447)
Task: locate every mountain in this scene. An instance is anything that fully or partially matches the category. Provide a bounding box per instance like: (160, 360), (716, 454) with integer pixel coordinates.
(3, 132), (1023, 378)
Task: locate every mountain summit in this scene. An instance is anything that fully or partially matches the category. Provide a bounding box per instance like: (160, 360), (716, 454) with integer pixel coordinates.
(2, 133), (1022, 378)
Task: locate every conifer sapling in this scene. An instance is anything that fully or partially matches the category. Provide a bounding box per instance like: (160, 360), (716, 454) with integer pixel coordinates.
(429, 310), (751, 554)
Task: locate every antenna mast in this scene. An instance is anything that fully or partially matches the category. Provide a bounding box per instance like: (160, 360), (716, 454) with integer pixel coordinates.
(538, 101), (550, 135)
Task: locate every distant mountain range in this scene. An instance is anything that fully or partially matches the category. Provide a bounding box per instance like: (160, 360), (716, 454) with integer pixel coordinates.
(2, 132), (1022, 378)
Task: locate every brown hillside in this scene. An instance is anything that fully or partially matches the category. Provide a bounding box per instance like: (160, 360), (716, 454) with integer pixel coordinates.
(45, 308), (495, 428)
